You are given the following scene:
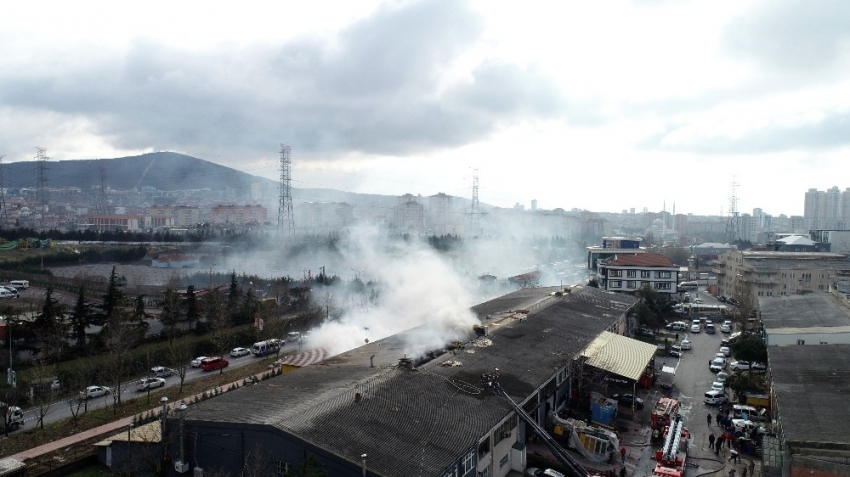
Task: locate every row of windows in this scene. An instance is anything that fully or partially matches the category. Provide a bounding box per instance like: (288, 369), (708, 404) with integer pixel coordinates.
(610, 281), (672, 290)
(444, 450), (475, 477)
(609, 270), (672, 279)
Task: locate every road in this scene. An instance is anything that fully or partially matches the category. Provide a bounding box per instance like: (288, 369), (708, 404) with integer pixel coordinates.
(11, 339), (310, 433)
(661, 285), (735, 453)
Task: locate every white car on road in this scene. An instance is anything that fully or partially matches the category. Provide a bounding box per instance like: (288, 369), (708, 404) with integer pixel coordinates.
(79, 385), (112, 400)
(136, 377), (166, 392)
(191, 356), (209, 367)
(230, 347), (251, 357)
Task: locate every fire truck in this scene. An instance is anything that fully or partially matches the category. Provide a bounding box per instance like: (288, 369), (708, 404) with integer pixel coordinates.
(651, 397), (680, 440)
(653, 415), (689, 477)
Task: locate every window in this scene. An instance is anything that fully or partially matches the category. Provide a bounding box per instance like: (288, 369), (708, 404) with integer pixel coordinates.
(442, 467), (458, 477)
(478, 439), (491, 459)
(275, 461), (290, 477)
(495, 415), (518, 445)
(626, 281), (637, 289)
(656, 271), (672, 279)
(654, 282), (671, 290)
(462, 450), (475, 474)
(641, 271), (651, 278)
(626, 270), (636, 278)
(500, 454), (510, 468)
(797, 339), (805, 345)
(610, 280), (622, 288)
(610, 270), (622, 277)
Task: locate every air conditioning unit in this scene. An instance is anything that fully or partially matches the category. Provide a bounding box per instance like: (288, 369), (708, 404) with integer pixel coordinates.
(193, 467), (204, 477)
(174, 461), (189, 473)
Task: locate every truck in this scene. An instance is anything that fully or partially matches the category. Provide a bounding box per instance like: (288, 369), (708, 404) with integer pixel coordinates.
(252, 338), (282, 357)
(651, 397), (680, 439)
(653, 415), (689, 477)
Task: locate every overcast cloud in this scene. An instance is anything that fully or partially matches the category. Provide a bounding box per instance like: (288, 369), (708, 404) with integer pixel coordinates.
(1, 0), (850, 215)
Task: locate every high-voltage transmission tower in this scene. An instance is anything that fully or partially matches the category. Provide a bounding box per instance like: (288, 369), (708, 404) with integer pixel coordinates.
(277, 144), (295, 236)
(98, 166), (107, 214)
(467, 168), (481, 237)
(725, 179), (739, 244)
(35, 147), (49, 230)
(0, 154), (6, 221)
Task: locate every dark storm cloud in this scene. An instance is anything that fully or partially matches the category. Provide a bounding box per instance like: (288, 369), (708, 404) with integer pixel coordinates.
(0, 0), (581, 160)
(723, 0), (850, 73)
(646, 113), (850, 154)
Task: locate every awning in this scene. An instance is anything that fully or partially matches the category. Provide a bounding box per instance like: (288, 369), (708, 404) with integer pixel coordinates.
(578, 331), (658, 382)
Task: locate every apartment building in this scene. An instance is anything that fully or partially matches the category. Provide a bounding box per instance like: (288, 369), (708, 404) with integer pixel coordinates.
(595, 253), (679, 295)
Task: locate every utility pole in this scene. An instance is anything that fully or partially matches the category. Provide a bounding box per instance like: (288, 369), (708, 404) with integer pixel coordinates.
(35, 147), (49, 230)
(0, 154), (6, 223)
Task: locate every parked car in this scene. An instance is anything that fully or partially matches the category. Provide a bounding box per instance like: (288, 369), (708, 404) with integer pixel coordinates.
(731, 419), (767, 436)
(50, 379), (61, 391)
(730, 361), (766, 372)
(191, 356), (209, 368)
(710, 381), (724, 392)
(634, 327), (655, 338)
(709, 358), (726, 373)
(719, 346), (731, 357)
(0, 286), (18, 297)
(691, 324), (701, 333)
(720, 320), (732, 333)
(613, 393), (644, 409)
(79, 385), (111, 400)
(669, 345), (682, 357)
(703, 390), (729, 405)
(526, 468), (566, 477)
(666, 321), (688, 331)
(705, 323), (716, 334)
(150, 366), (175, 377)
(716, 371), (729, 384)
(136, 377), (166, 392)
(680, 339), (692, 350)
(230, 347), (251, 357)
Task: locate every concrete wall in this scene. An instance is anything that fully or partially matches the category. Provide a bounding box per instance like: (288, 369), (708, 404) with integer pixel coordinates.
(766, 331), (850, 346)
(790, 455), (850, 477)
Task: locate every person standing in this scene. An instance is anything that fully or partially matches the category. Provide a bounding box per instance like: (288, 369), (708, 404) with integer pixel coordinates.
(708, 434), (716, 450)
(708, 413), (713, 426)
(620, 466), (627, 477)
(621, 447), (627, 464)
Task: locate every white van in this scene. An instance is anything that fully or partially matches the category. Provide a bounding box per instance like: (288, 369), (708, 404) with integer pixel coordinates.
(10, 280), (29, 289)
(704, 390), (729, 405)
(0, 288), (14, 299)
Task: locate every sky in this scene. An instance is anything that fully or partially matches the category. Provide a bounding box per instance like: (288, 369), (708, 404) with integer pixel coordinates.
(2, 0), (850, 217)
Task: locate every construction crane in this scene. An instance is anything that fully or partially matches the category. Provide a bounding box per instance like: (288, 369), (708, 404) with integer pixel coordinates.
(481, 369), (591, 477)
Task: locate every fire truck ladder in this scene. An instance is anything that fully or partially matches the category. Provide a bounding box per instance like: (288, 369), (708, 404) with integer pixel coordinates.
(482, 369), (589, 477)
(661, 415), (685, 463)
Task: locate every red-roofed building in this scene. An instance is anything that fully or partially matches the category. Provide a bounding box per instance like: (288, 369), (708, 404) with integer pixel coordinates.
(596, 253), (679, 295)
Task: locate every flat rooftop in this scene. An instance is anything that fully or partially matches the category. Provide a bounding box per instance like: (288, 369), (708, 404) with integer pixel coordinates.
(769, 344), (850, 448)
(759, 294), (850, 329)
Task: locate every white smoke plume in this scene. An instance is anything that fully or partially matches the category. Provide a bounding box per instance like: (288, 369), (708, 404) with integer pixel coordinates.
(305, 225), (480, 357)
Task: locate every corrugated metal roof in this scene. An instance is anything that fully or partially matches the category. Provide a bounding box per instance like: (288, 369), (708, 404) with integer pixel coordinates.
(579, 331), (657, 381)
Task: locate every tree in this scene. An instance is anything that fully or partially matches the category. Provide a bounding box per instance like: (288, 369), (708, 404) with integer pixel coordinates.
(298, 455), (328, 477)
(730, 337), (768, 374)
(206, 289), (232, 374)
(167, 340), (194, 393)
(587, 278), (599, 288)
(227, 271), (241, 323)
(33, 286), (68, 363)
(68, 286), (93, 350)
(132, 295), (149, 327)
(635, 285), (674, 329)
(161, 287), (181, 344)
(101, 266), (126, 323)
(185, 285), (199, 330)
(102, 309), (142, 410)
(240, 287), (258, 326)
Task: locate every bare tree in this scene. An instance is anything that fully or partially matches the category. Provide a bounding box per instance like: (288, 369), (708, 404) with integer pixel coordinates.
(167, 340), (194, 393)
(103, 309), (142, 410)
(206, 288), (233, 374)
(28, 359), (56, 430)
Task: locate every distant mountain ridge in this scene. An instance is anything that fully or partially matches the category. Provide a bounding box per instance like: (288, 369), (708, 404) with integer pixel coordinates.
(1, 151), (472, 209)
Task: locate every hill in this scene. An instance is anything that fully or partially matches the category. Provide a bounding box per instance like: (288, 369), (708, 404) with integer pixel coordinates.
(1, 152), (474, 209)
(2, 152), (276, 193)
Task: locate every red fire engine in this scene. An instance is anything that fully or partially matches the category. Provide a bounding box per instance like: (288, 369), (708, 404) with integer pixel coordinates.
(651, 397), (680, 437)
(653, 414), (689, 477)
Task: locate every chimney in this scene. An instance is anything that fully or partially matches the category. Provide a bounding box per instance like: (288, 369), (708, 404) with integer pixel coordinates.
(398, 353), (413, 369)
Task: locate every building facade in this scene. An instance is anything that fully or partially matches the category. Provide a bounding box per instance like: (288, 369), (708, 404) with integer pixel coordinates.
(210, 204), (268, 224)
(595, 253), (679, 295)
(716, 251), (850, 306)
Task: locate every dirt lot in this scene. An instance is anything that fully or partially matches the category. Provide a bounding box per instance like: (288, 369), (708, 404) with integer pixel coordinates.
(50, 263), (209, 288)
